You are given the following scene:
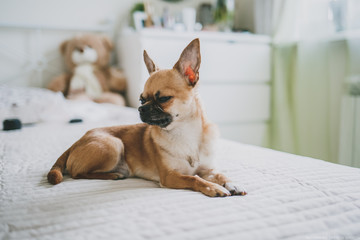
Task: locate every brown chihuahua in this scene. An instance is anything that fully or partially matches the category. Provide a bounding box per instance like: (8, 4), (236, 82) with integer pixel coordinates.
(48, 39), (246, 197)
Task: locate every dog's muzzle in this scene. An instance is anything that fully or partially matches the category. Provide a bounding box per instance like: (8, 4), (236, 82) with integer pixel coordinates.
(138, 104), (173, 128)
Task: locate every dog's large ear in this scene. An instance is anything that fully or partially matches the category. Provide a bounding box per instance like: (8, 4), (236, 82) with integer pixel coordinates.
(143, 50), (159, 74)
(173, 38), (201, 87)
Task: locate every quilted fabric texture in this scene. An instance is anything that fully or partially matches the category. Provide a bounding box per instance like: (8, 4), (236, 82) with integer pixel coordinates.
(1, 116), (360, 239)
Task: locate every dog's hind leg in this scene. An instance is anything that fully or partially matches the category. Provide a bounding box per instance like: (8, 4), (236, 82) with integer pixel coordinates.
(67, 132), (130, 181)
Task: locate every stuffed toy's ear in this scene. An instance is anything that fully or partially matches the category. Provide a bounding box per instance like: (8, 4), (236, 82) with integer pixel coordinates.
(143, 50), (159, 74)
(173, 38), (201, 87)
(60, 40), (69, 55)
(102, 36), (113, 50)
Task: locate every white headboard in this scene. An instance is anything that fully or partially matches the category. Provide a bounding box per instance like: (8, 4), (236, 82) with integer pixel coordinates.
(0, 23), (113, 88)
(0, 0), (213, 88)
(0, 0), (138, 88)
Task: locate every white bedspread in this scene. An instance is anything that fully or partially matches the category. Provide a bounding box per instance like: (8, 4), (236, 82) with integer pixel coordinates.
(1, 90), (360, 240)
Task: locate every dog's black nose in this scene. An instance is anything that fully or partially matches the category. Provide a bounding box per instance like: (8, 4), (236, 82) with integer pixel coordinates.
(138, 105), (147, 113)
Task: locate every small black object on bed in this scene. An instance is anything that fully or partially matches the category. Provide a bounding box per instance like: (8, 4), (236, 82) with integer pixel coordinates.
(3, 118), (22, 131)
(69, 118), (83, 124)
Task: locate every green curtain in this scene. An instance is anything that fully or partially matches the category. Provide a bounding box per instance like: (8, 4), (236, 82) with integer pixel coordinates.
(269, 40), (348, 163)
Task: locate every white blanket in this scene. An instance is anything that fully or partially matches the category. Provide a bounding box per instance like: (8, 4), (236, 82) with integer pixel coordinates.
(1, 88), (360, 240)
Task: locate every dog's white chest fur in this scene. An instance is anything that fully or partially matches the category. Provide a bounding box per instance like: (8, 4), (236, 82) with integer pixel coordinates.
(70, 64), (103, 98)
(158, 119), (214, 175)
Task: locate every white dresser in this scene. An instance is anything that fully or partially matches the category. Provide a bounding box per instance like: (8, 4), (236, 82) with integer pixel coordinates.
(117, 29), (271, 146)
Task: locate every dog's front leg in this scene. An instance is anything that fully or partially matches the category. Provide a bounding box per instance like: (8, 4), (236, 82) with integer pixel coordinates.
(160, 170), (231, 197)
(197, 169), (247, 196)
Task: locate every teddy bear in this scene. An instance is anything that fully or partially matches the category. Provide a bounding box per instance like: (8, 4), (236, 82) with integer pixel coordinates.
(47, 34), (126, 106)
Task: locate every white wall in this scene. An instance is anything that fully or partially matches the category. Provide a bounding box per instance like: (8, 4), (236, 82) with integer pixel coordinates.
(0, 0), (211, 87)
(0, 0), (136, 30)
(0, 0), (139, 87)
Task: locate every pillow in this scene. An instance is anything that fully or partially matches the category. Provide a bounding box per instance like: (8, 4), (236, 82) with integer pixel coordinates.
(0, 85), (140, 127)
(0, 85), (68, 124)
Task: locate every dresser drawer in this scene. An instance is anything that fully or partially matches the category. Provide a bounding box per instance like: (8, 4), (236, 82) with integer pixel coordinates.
(200, 41), (270, 83)
(199, 84), (270, 123)
(142, 38), (270, 83)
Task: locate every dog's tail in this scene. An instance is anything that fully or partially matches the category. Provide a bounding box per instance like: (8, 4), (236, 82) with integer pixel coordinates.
(47, 148), (70, 185)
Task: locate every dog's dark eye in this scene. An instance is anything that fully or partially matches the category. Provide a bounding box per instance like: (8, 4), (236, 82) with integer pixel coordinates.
(158, 96), (172, 103)
(139, 95), (147, 105)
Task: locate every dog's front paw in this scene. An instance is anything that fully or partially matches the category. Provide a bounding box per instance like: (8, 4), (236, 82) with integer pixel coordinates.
(201, 183), (231, 197)
(224, 182), (247, 196)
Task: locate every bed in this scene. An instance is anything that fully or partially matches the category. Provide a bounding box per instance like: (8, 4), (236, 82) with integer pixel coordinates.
(1, 86), (360, 240)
